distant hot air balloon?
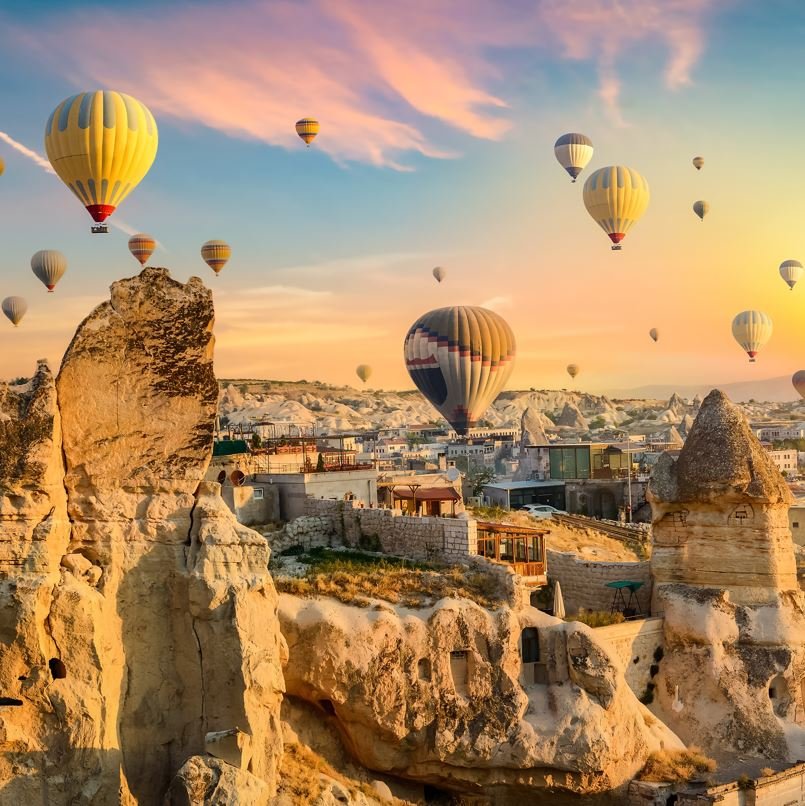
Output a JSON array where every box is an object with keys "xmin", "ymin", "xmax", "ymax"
[
  {"xmin": 31, "ymin": 250, "xmax": 67, "ymax": 292},
  {"xmin": 732, "ymin": 310, "xmax": 772, "ymax": 362},
  {"xmin": 649, "ymin": 328, "xmax": 659, "ymax": 343},
  {"xmin": 44, "ymin": 91, "xmax": 158, "ymax": 234},
  {"xmin": 779, "ymin": 260, "xmax": 803, "ymax": 291},
  {"xmin": 692, "ymin": 156, "xmax": 704, "ymax": 171},
  {"xmin": 567, "ymin": 364, "xmax": 579, "ymax": 379},
  {"xmin": 0, "ymin": 157, "xmax": 4, "ymax": 176},
  {"xmin": 404, "ymin": 306, "xmax": 516, "ymax": 435},
  {"xmin": 554, "ymin": 133, "xmax": 594, "ymax": 182},
  {"xmin": 201, "ymin": 240, "xmax": 231, "ymax": 275},
  {"xmin": 792, "ymin": 370, "xmax": 805, "ymax": 400},
  {"xmin": 693, "ymin": 200, "xmax": 709, "ymax": 221},
  {"xmin": 128, "ymin": 234, "xmax": 156, "ymax": 266},
  {"xmin": 583, "ymin": 166, "xmax": 649, "ymax": 250},
  {"xmin": 295, "ymin": 118, "xmax": 319, "ymax": 146},
  {"xmin": 432, "ymin": 266, "xmax": 446, "ymax": 283},
  {"xmin": 356, "ymin": 364, "xmax": 372, "ymax": 383},
  {"xmin": 2, "ymin": 296, "xmax": 27, "ymax": 327}
]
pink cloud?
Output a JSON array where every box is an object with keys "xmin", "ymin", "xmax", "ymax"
[{"xmin": 17, "ymin": 0, "xmax": 720, "ymax": 164}]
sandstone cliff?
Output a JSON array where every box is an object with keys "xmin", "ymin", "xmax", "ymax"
[{"xmin": 0, "ymin": 268, "xmax": 285, "ymax": 804}]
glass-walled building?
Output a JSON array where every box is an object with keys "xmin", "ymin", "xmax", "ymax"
[{"xmin": 548, "ymin": 443, "xmax": 633, "ymax": 481}]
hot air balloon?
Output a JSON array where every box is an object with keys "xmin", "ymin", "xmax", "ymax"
[
  {"xmin": 356, "ymin": 364, "xmax": 372, "ymax": 383},
  {"xmin": 128, "ymin": 234, "xmax": 156, "ymax": 266},
  {"xmin": 732, "ymin": 310, "xmax": 772, "ymax": 363},
  {"xmin": 404, "ymin": 306, "xmax": 515, "ymax": 435},
  {"xmin": 693, "ymin": 200, "xmax": 709, "ymax": 221},
  {"xmin": 582, "ymin": 166, "xmax": 649, "ymax": 250},
  {"xmin": 44, "ymin": 91, "xmax": 158, "ymax": 234},
  {"xmin": 554, "ymin": 133, "xmax": 594, "ymax": 182},
  {"xmin": 692, "ymin": 156, "xmax": 704, "ymax": 171},
  {"xmin": 201, "ymin": 240, "xmax": 231, "ymax": 275},
  {"xmin": 649, "ymin": 328, "xmax": 659, "ymax": 343},
  {"xmin": 0, "ymin": 157, "xmax": 4, "ymax": 176},
  {"xmin": 567, "ymin": 364, "xmax": 579, "ymax": 379},
  {"xmin": 792, "ymin": 371, "xmax": 805, "ymax": 400},
  {"xmin": 2, "ymin": 297, "xmax": 27, "ymax": 327},
  {"xmin": 432, "ymin": 266, "xmax": 446, "ymax": 283},
  {"xmin": 295, "ymin": 118, "xmax": 319, "ymax": 146},
  {"xmin": 779, "ymin": 260, "xmax": 803, "ymax": 291},
  {"xmin": 31, "ymin": 250, "xmax": 67, "ymax": 292}
]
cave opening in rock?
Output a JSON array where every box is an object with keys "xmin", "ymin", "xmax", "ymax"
[
  {"xmin": 521, "ymin": 628, "xmax": 540, "ymax": 663},
  {"xmin": 0, "ymin": 697, "xmax": 23, "ymax": 706},
  {"xmin": 417, "ymin": 658, "xmax": 431, "ymax": 681},
  {"xmin": 449, "ymin": 650, "xmax": 469, "ymax": 696},
  {"xmin": 769, "ymin": 674, "xmax": 791, "ymax": 717},
  {"xmin": 49, "ymin": 658, "xmax": 67, "ymax": 680},
  {"xmin": 319, "ymin": 699, "xmax": 336, "ymax": 715}
]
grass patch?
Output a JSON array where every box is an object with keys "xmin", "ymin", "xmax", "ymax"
[
  {"xmin": 274, "ymin": 548, "xmax": 506, "ymax": 609},
  {"xmin": 568, "ymin": 610, "xmax": 625, "ymax": 628},
  {"xmin": 638, "ymin": 748, "xmax": 717, "ymax": 783}
]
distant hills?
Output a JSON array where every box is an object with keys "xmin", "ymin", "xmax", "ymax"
[{"xmin": 604, "ymin": 376, "xmax": 798, "ymax": 404}]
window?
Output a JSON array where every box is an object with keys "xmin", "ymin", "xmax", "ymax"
[
  {"xmin": 450, "ymin": 651, "xmax": 469, "ymax": 695},
  {"xmin": 252, "ymin": 487, "xmax": 265, "ymax": 500},
  {"xmin": 794, "ymin": 522, "xmax": 800, "ymax": 529},
  {"xmin": 521, "ymin": 628, "xmax": 540, "ymax": 663}
]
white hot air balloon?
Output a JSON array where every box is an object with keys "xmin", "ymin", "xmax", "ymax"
[
  {"xmin": 649, "ymin": 328, "xmax": 659, "ymax": 343},
  {"xmin": 554, "ymin": 133, "xmax": 594, "ymax": 182},
  {"xmin": 2, "ymin": 296, "xmax": 27, "ymax": 327},
  {"xmin": 779, "ymin": 260, "xmax": 803, "ymax": 291},
  {"xmin": 31, "ymin": 250, "xmax": 67, "ymax": 292},
  {"xmin": 432, "ymin": 266, "xmax": 446, "ymax": 283},
  {"xmin": 732, "ymin": 310, "xmax": 772, "ymax": 362}
]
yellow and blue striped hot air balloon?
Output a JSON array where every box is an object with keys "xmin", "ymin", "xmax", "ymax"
[
  {"xmin": 44, "ymin": 91, "xmax": 158, "ymax": 233},
  {"xmin": 201, "ymin": 240, "xmax": 231, "ymax": 275},
  {"xmin": 582, "ymin": 166, "xmax": 650, "ymax": 250},
  {"xmin": 732, "ymin": 310, "xmax": 772, "ymax": 363},
  {"xmin": 554, "ymin": 133, "xmax": 594, "ymax": 182},
  {"xmin": 295, "ymin": 118, "xmax": 319, "ymax": 146},
  {"xmin": 404, "ymin": 306, "xmax": 516, "ymax": 435}
]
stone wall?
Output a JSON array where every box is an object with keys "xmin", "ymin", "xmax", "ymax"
[
  {"xmin": 546, "ymin": 549, "xmax": 653, "ymax": 615},
  {"xmin": 674, "ymin": 762, "xmax": 805, "ymax": 806},
  {"xmin": 220, "ymin": 481, "xmax": 280, "ymax": 526},
  {"xmin": 594, "ymin": 617, "xmax": 664, "ymax": 698}
]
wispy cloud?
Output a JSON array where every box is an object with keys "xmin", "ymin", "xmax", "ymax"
[
  {"xmin": 480, "ymin": 295, "xmax": 513, "ymax": 311},
  {"xmin": 14, "ymin": 0, "xmax": 720, "ymax": 164}
]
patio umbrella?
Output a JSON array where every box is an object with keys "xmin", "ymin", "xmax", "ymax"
[{"xmin": 553, "ymin": 580, "xmax": 566, "ymax": 619}]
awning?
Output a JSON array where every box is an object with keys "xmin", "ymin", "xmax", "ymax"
[{"xmin": 392, "ymin": 487, "xmax": 461, "ymax": 502}]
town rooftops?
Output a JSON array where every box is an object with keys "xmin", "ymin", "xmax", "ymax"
[{"xmin": 482, "ymin": 480, "xmax": 565, "ymax": 491}]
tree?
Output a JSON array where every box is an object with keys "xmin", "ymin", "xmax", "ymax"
[
  {"xmin": 468, "ymin": 466, "xmax": 496, "ymax": 497},
  {"xmin": 250, "ymin": 433, "xmax": 262, "ymax": 450},
  {"xmin": 316, "ymin": 453, "xmax": 325, "ymax": 472}
]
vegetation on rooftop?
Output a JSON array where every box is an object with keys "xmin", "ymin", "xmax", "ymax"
[
  {"xmin": 637, "ymin": 748, "xmax": 717, "ymax": 783},
  {"xmin": 273, "ymin": 547, "xmax": 506, "ymax": 609},
  {"xmin": 567, "ymin": 610, "xmax": 625, "ymax": 628}
]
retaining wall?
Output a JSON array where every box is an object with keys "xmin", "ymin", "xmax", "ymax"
[
  {"xmin": 546, "ymin": 549, "xmax": 652, "ymax": 615},
  {"xmin": 595, "ymin": 617, "xmax": 664, "ymax": 697}
]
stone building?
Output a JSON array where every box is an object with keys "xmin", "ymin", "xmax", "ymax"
[{"xmin": 648, "ymin": 389, "xmax": 805, "ymax": 759}]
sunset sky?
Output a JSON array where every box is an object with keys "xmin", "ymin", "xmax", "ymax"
[{"xmin": 1, "ymin": 0, "xmax": 804, "ymax": 394}]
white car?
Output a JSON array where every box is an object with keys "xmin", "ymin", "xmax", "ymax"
[{"xmin": 521, "ymin": 504, "xmax": 566, "ymax": 519}]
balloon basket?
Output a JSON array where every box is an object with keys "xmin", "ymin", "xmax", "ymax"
[
  {"xmin": 611, "ymin": 244, "xmax": 622, "ymax": 251},
  {"xmin": 91, "ymin": 223, "xmax": 109, "ymax": 234}
]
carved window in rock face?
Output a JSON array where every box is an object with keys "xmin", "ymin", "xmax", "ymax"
[
  {"xmin": 450, "ymin": 651, "xmax": 469, "ymax": 695},
  {"xmin": 521, "ymin": 628, "xmax": 540, "ymax": 663},
  {"xmin": 728, "ymin": 504, "xmax": 755, "ymax": 526},
  {"xmin": 252, "ymin": 487, "xmax": 264, "ymax": 500}
]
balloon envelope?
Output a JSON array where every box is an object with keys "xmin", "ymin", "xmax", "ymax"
[
  {"xmin": 31, "ymin": 250, "xmax": 67, "ymax": 292},
  {"xmin": 732, "ymin": 310, "xmax": 772, "ymax": 362},
  {"xmin": 129, "ymin": 234, "xmax": 156, "ymax": 266},
  {"xmin": 295, "ymin": 118, "xmax": 319, "ymax": 145},
  {"xmin": 779, "ymin": 259, "xmax": 803, "ymax": 290},
  {"xmin": 649, "ymin": 328, "xmax": 659, "ymax": 342},
  {"xmin": 2, "ymin": 296, "xmax": 27, "ymax": 326},
  {"xmin": 201, "ymin": 240, "xmax": 231, "ymax": 274},
  {"xmin": 792, "ymin": 371, "xmax": 805, "ymax": 400},
  {"xmin": 44, "ymin": 91, "xmax": 158, "ymax": 226},
  {"xmin": 404, "ymin": 305, "xmax": 515, "ymax": 435},
  {"xmin": 692, "ymin": 156, "xmax": 704, "ymax": 170},
  {"xmin": 567, "ymin": 364, "xmax": 579, "ymax": 379},
  {"xmin": 0, "ymin": 157, "xmax": 4, "ymax": 176},
  {"xmin": 432, "ymin": 266, "xmax": 446, "ymax": 283},
  {"xmin": 583, "ymin": 166, "xmax": 649, "ymax": 249},
  {"xmin": 554, "ymin": 133, "xmax": 593, "ymax": 182},
  {"xmin": 356, "ymin": 364, "xmax": 372, "ymax": 383},
  {"xmin": 693, "ymin": 200, "xmax": 709, "ymax": 220}
]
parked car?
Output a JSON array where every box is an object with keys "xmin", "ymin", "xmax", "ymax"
[{"xmin": 520, "ymin": 504, "xmax": 566, "ymax": 520}]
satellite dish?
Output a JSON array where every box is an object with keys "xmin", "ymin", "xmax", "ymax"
[
  {"xmin": 230, "ymin": 470, "xmax": 245, "ymax": 487},
  {"xmin": 446, "ymin": 467, "xmax": 461, "ymax": 482}
]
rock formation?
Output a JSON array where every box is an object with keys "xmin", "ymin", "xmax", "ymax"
[
  {"xmin": 555, "ymin": 401, "xmax": 588, "ymax": 430},
  {"xmin": 279, "ymin": 594, "xmax": 682, "ymax": 800},
  {"xmin": 648, "ymin": 389, "xmax": 805, "ymax": 759},
  {"xmin": 513, "ymin": 407, "xmax": 549, "ymax": 481},
  {"xmin": 0, "ymin": 268, "xmax": 284, "ymax": 804}
]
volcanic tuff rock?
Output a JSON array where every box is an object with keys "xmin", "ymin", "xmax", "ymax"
[
  {"xmin": 0, "ymin": 268, "xmax": 284, "ymax": 804},
  {"xmin": 648, "ymin": 389, "xmax": 805, "ymax": 761},
  {"xmin": 278, "ymin": 594, "xmax": 682, "ymax": 800},
  {"xmin": 555, "ymin": 401, "xmax": 588, "ymax": 430}
]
